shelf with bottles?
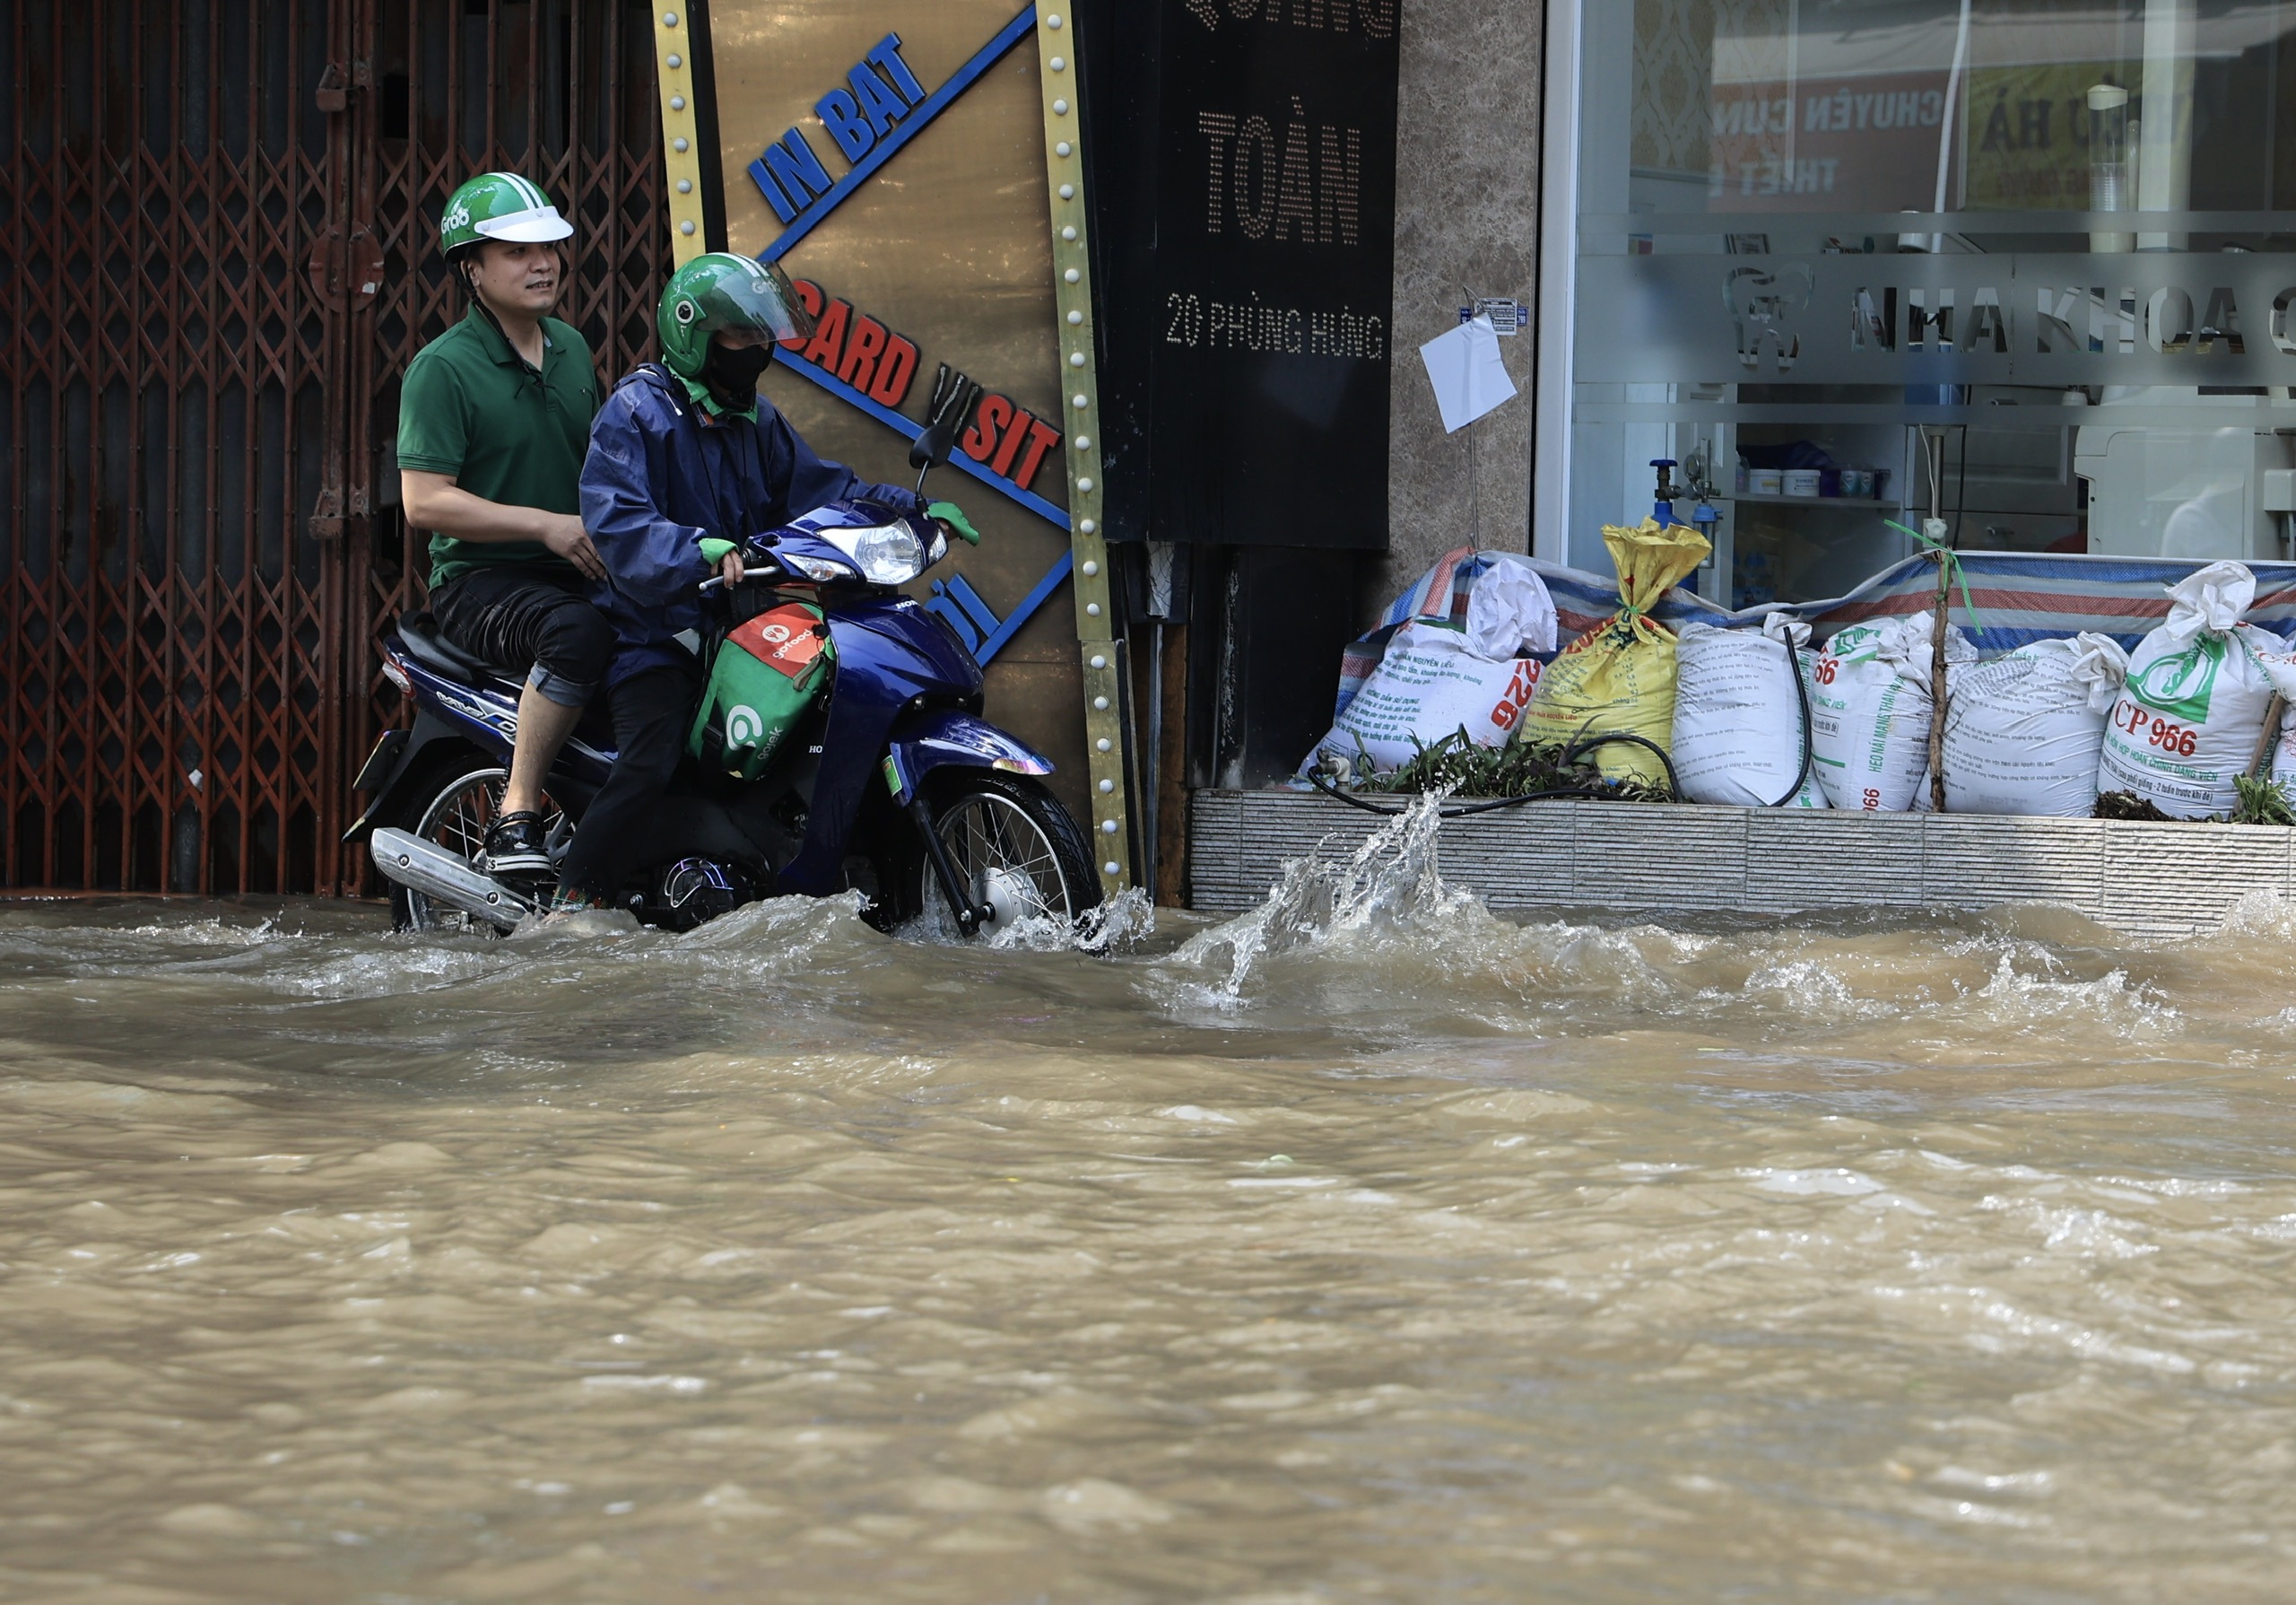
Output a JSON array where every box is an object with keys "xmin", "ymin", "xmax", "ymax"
[{"xmin": 1728, "ymin": 491, "xmax": 1902, "ymax": 510}]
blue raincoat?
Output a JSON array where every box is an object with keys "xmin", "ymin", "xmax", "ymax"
[{"xmin": 578, "ymin": 363, "xmax": 923, "ymax": 685}]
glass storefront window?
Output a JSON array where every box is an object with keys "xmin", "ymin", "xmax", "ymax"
[{"xmin": 1559, "ymin": 1, "xmax": 2296, "ymax": 606}]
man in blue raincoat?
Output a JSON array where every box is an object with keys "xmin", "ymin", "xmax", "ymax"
[{"xmin": 557, "ymin": 253, "xmax": 961, "ymax": 912}]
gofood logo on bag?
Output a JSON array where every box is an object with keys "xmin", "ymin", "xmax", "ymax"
[{"xmin": 2130, "ymin": 637, "xmax": 2224, "ymax": 722}]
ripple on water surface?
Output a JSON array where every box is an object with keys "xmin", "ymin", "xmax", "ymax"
[{"xmin": 3, "ymin": 806, "xmax": 2295, "ymax": 1602}]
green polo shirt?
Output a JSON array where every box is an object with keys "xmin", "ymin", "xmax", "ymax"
[{"xmin": 396, "ymin": 306, "xmax": 601, "ymax": 589}]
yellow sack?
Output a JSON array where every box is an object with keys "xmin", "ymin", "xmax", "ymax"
[{"xmin": 1518, "ymin": 519, "xmax": 1711, "ymax": 786}]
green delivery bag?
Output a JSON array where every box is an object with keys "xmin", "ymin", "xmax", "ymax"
[{"xmin": 688, "ymin": 602, "xmax": 834, "ymax": 780}]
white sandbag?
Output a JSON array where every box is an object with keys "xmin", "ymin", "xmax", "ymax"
[
  {"xmin": 2268, "ymin": 703, "xmax": 2296, "ymax": 793},
  {"xmin": 2098, "ymin": 562, "xmax": 2296, "ymax": 818},
  {"xmin": 1303, "ymin": 621, "xmax": 1543, "ymax": 774},
  {"xmin": 1941, "ymin": 633, "xmax": 2130, "ymax": 816},
  {"xmin": 1670, "ymin": 615, "xmax": 1824, "ymax": 807},
  {"xmin": 1807, "ymin": 613, "xmax": 1975, "ymax": 812},
  {"xmin": 1335, "ymin": 550, "xmax": 1555, "ymax": 720},
  {"xmin": 1465, "ymin": 553, "xmax": 1559, "ymax": 660}
]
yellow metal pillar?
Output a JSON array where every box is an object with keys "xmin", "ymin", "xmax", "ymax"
[
  {"xmin": 1035, "ymin": 8, "xmax": 1133, "ymax": 897},
  {"xmin": 653, "ymin": 8, "xmax": 709, "ymax": 264}
]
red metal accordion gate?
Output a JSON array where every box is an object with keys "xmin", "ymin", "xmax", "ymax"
[{"xmin": 1, "ymin": 0, "xmax": 667, "ymax": 894}]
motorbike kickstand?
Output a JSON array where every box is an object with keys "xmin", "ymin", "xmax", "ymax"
[{"xmin": 908, "ymin": 797, "xmax": 995, "ymax": 936}]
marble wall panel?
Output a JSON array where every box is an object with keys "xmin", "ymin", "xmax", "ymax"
[{"xmin": 1379, "ymin": 0, "xmax": 1546, "ymax": 607}]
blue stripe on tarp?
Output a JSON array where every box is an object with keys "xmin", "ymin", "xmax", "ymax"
[
  {"xmin": 975, "ymin": 550, "xmax": 1074, "ymax": 667},
  {"xmin": 759, "ymin": 5, "xmax": 1039, "ymax": 265},
  {"xmin": 769, "ymin": 346, "xmax": 1072, "ymax": 531}
]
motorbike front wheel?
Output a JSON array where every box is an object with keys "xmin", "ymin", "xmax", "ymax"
[
  {"xmin": 917, "ymin": 775, "xmax": 1100, "ymax": 938},
  {"xmin": 390, "ymin": 762, "xmax": 565, "ymax": 934}
]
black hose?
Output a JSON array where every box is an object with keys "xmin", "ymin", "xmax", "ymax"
[
  {"xmin": 1314, "ymin": 636, "xmax": 1817, "ymax": 816},
  {"xmin": 1762, "ymin": 635, "xmax": 1817, "ymax": 808},
  {"xmin": 1558, "ymin": 731, "xmax": 1682, "ymax": 800},
  {"xmin": 1304, "ymin": 764, "xmax": 1615, "ymax": 817},
  {"xmin": 1304, "ymin": 728, "xmax": 1679, "ymax": 816}
]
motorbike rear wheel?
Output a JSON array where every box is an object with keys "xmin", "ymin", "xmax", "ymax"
[
  {"xmin": 916, "ymin": 775, "xmax": 1100, "ymax": 938},
  {"xmin": 390, "ymin": 762, "xmax": 565, "ymax": 934}
]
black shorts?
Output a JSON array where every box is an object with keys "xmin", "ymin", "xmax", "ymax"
[{"xmin": 430, "ymin": 566, "xmax": 613, "ymax": 708}]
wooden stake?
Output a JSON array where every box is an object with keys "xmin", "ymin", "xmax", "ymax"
[
  {"xmin": 1927, "ymin": 558, "xmax": 1951, "ymax": 813},
  {"xmin": 2246, "ymin": 692, "xmax": 2287, "ymax": 781}
]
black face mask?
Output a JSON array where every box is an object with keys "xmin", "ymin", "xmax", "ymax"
[{"xmin": 700, "ymin": 339, "xmax": 773, "ymax": 406}]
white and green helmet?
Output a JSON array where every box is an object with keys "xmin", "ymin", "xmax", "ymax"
[{"xmin": 438, "ymin": 171, "xmax": 573, "ymax": 256}]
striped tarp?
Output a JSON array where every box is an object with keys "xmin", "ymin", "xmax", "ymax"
[
  {"xmin": 1336, "ymin": 546, "xmax": 2296, "ymax": 725},
  {"xmin": 1335, "ymin": 548, "xmax": 1526, "ymax": 718},
  {"xmin": 1528, "ymin": 550, "xmax": 2296, "ymax": 654}
]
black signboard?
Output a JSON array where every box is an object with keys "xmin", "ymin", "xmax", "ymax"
[{"xmin": 1082, "ymin": 0, "xmax": 1400, "ymax": 550}]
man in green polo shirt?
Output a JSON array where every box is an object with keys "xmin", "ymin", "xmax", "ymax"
[{"xmin": 396, "ymin": 171, "xmax": 613, "ymax": 877}]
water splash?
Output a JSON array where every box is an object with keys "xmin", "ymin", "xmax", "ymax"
[
  {"xmin": 1174, "ymin": 791, "xmax": 1474, "ymax": 999},
  {"xmin": 900, "ymin": 884, "xmax": 1157, "ymax": 954},
  {"xmin": 1962, "ymin": 952, "xmax": 2179, "ymax": 1039},
  {"xmin": 1074, "ymin": 886, "xmax": 1158, "ymax": 955}
]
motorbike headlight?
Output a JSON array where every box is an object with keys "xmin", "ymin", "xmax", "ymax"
[
  {"xmin": 825, "ymin": 523, "xmax": 927, "ymax": 586},
  {"xmin": 781, "ymin": 552, "xmax": 851, "ymax": 583}
]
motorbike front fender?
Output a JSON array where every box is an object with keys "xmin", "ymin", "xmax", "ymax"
[{"xmin": 883, "ymin": 710, "xmax": 1055, "ymax": 807}]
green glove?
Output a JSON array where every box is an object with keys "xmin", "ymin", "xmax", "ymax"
[
  {"xmin": 699, "ymin": 536, "xmax": 736, "ymax": 565},
  {"xmin": 927, "ymin": 500, "xmax": 980, "ymax": 546}
]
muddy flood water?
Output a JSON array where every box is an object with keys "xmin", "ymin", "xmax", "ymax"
[{"xmin": 4, "ymin": 803, "xmax": 2295, "ymax": 1603}]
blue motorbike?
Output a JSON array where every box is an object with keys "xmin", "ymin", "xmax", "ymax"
[{"xmin": 347, "ymin": 414, "xmax": 1100, "ymax": 938}]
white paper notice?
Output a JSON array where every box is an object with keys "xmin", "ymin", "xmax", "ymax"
[{"xmin": 1418, "ymin": 315, "xmax": 1517, "ymax": 433}]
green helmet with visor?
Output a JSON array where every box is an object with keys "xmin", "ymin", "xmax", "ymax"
[
  {"xmin": 657, "ymin": 253, "xmax": 816, "ymax": 381},
  {"xmin": 438, "ymin": 171, "xmax": 574, "ymax": 256}
]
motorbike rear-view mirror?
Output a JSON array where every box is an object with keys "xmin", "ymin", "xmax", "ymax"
[
  {"xmin": 911, "ymin": 363, "xmax": 983, "ymax": 475},
  {"xmin": 909, "ymin": 421, "xmax": 956, "ymax": 473}
]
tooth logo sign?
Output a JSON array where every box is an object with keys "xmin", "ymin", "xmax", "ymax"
[{"xmin": 726, "ymin": 705, "xmax": 766, "ymax": 747}]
